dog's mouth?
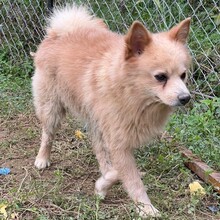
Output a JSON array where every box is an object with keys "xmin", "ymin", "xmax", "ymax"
[{"xmin": 153, "ymin": 97, "xmax": 190, "ymax": 107}]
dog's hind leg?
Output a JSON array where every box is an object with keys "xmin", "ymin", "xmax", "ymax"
[
  {"xmin": 33, "ymin": 73, "xmax": 65, "ymax": 169},
  {"xmin": 34, "ymin": 104, "xmax": 65, "ymax": 169},
  {"xmin": 35, "ymin": 127, "xmax": 54, "ymax": 169}
]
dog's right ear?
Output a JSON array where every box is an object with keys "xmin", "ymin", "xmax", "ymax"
[{"xmin": 125, "ymin": 21, "xmax": 151, "ymax": 60}]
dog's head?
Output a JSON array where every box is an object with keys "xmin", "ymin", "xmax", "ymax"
[{"xmin": 124, "ymin": 18, "xmax": 191, "ymax": 106}]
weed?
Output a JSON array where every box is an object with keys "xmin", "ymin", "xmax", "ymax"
[{"xmin": 167, "ymin": 98, "xmax": 220, "ymax": 170}]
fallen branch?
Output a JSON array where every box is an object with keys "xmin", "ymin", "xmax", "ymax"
[{"xmin": 179, "ymin": 147, "xmax": 220, "ymax": 193}]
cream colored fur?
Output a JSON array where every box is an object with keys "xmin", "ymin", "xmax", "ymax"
[{"xmin": 32, "ymin": 4, "xmax": 191, "ymax": 218}]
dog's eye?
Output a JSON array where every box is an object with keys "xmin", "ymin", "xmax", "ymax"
[
  {"xmin": 181, "ymin": 72, "xmax": 186, "ymax": 80},
  {"xmin": 154, "ymin": 74, "xmax": 168, "ymax": 82}
]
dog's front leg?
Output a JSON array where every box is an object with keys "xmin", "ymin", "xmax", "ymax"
[
  {"xmin": 93, "ymin": 140, "xmax": 119, "ymax": 198},
  {"xmin": 110, "ymin": 148, "xmax": 160, "ymax": 218}
]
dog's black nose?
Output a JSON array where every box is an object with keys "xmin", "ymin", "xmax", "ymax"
[{"xmin": 178, "ymin": 93, "xmax": 191, "ymax": 105}]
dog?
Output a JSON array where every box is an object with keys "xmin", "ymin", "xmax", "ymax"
[{"xmin": 32, "ymin": 4, "xmax": 191, "ymax": 217}]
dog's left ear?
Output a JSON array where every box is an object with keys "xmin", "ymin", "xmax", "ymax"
[
  {"xmin": 125, "ymin": 21, "xmax": 151, "ymax": 60},
  {"xmin": 168, "ymin": 18, "xmax": 191, "ymax": 44}
]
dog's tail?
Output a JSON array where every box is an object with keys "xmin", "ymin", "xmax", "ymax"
[{"xmin": 46, "ymin": 4, "xmax": 106, "ymax": 37}]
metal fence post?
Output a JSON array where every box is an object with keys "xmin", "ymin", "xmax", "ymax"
[{"xmin": 47, "ymin": 0, "xmax": 54, "ymax": 13}]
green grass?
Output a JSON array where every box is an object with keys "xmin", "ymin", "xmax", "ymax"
[
  {"xmin": 0, "ymin": 74, "xmax": 32, "ymax": 116},
  {"xmin": 167, "ymin": 98, "xmax": 220, "ymax": 170}
]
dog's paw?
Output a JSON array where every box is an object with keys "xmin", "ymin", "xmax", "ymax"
[
  {"xmin": 137, "ymin": 204, "xmax": 160, "ymax": 218},
  {"xmin": 34, "ymin": 157, "xmax": 50, "ymax": 169},
  {"xmin": 94, "ymin": 177, "xmax": 107, "ymax": 199}
]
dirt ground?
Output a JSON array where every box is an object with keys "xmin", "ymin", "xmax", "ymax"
[{"xmin": 1, "ymin": 112, "xmax": 219, "ymax": 219}]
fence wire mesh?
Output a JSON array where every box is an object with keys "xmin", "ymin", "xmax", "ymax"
[{"xmin": 0, "ymin": 0, "xmax": 219, "ymax": 99}]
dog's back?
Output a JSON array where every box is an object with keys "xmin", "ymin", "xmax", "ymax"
[
  {"xmin": 33, "ymin": 5, "xmax": 123, "ymax": 122},
  {"xmin": 34, "ymin": 4, "xmax": 118, "ymax": 72}
]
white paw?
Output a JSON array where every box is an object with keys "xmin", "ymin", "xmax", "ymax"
[
  {"xmin": 137, "ymin": 204, "xmax": 161, "ymax": 218},
  {"xmin": 94, "ymin": 177, "xmax": 107, "ymax": 199},
  {"xmin": 35, "ymin": 157, "xmax": 51, "ymax": 169}
]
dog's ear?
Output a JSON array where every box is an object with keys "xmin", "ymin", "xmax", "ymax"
[
  {"xmin": 168, "ymin": 18, "xmax": 191, "ymax": 44},
  {"xmin": 125, "ymin": 21, "xmax": 151, "ymax": 60}
]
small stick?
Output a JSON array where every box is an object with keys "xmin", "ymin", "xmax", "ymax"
[
  {"xmin": 17, "ymin": 167, "xmax": 29, "ymax": 194},
  {"xmin": 179, "ymin": 147, "xmax": 220, "ymax": 193}
]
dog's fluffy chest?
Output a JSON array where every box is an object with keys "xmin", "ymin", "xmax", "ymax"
[{"xmin": 121, "ymin": 103, "xmax": 172, "ymax": 147}]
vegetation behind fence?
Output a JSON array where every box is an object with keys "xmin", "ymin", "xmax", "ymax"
[{"xmin": 0, "ymin": 0, "xmax": 219, "ymax": 98}]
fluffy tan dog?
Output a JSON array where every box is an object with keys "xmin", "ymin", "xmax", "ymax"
[{"xmin": 32, "ymin": 5, "xmax": 191, "ymax": 217}]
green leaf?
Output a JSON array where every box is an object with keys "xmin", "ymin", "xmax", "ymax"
[
  {"xmin": 213, "ymin": 13, "xmax": 220, "ymax": 26},
  {"xmin": 153, "ymin": 0, "xmax": 162, "ymax": 12}
]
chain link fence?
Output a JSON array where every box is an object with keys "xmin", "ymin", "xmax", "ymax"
[{"xmin": 1, "ymin": 0, "xmax": 219, "ymax": 99}]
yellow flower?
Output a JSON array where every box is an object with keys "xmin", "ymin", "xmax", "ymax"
[
  {"xmin": 75, "ymin": 130, "xmax": 85, "ymax": 140},
  {"xmin": 11, "ymin": 212, "xmax": 18, "ymax": 219},
  {"xmin": 189, "ymin": 181, "xmax": 206, "ymax": 196},
  {"xmin": 0, "ymin": 204, "xmax": 7, "ymax": 218}
]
